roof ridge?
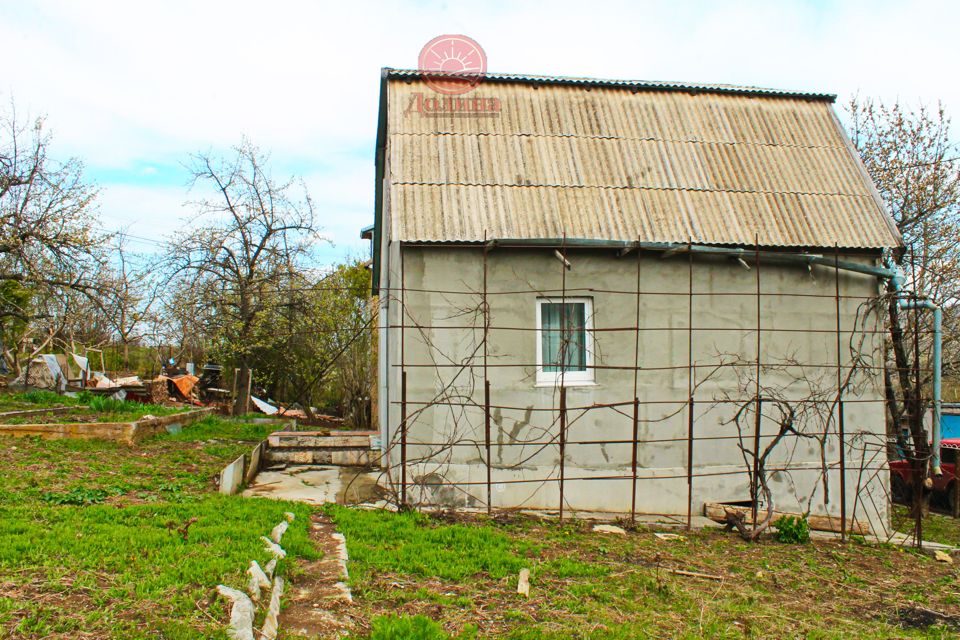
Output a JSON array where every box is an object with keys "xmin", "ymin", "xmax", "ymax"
[{"xmin": 383, "ymin": 68, "xmax": 836, "ymax": 102}]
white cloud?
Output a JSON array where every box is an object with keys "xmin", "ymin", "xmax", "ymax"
[
  {"xmin": 2, "ymin": 0, "xmax": 957, "ymax": 264},
  {"xmin": 94, "ymin": 184, "xmax": 191, "ymax": 243}
]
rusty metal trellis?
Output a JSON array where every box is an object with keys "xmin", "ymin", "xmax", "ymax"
[{"xmin": 378, "ymin": 238, "xmax": 933, "ymax": 545}]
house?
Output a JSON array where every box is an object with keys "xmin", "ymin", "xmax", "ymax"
[{"xmin": 368, "ymin": 69, "xmax": 902, "ymax": 531}]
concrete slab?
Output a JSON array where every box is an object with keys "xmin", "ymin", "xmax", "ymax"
[
  {"xmin": 243, "ymin": 465, "xmax": 385, "ymax": 506},
  {"xmin": 879, "ymin": 531, "xmax": 957, "ymax": 553},
  {"xmin": 219, "ymin": 455, "xmax": 246, "ymax": 495},
  {"xmin": 245, "ymin": 442, "xmax": 264, "ymax": 485}
]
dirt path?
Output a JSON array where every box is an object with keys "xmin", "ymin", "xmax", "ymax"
[{"xmin": 280, "ymin": 513, "xmax": 358, "ymax": 638}]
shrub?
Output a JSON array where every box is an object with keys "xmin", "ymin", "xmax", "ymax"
[{"xmin": 773, "ymin": 515, "xmax": 810, "ymax": 544}]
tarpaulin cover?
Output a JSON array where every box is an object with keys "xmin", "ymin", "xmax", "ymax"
[
  {"xmin": 72, "ymin": 353, "xmax": 89, "ymax": 373},
  {"xmin": 39, "ymin": 355, "xmax": 66, "ymax": 391},
  {"xmin": 159, "ymin": 374, "xmax": 200, "ymax": 398}
]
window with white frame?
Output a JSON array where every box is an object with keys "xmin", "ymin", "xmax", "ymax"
[{"xmin": 536, "ymin": 297, "xmax": 594, "ymax": 385}]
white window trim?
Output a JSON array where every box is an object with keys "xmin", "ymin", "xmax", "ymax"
[{"xmin": 535, "ymin": 297, "xmax": 595, "ymax": 386}]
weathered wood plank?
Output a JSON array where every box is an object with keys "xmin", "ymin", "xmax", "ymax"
[{"xmin": 703, "ymin": 502, "xmax": 871, "ymax": 536}]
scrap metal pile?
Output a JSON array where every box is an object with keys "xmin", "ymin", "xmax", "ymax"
[{"xmin": 8, "ymin": 353, "xmax": 229, "ymax": 407}]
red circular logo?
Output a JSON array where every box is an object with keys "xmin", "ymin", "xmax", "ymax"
[{"xmin": 418, "ymin": 34, "xmax": 487, "ymax": 95}]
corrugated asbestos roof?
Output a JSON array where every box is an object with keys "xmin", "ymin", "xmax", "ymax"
[{"xmin": 382, "ymin": 70, "xmax": 902, "ymax": 249}]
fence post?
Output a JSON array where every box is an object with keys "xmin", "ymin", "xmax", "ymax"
[
  {"xmin": 483, "ymin": 238, "xmax": 492, "ymax": 514},
  {"xmin": 400, "ymin": 370, "xmax": 407, "ymax": 507},
  {"xmin": 751, "ymin": 236, "xmax": 762, "ymax": 525},
  {"xmin": 245, "ymin": 368, "xmax": 253, "ymax": 415},
  {"xmin": 834, "ymin": 245, "xmax": 847, "ymax": 540},
  {"xmin": 953, "ymin": 475, "xmax": 960, "ymax": 519},
  {"xmin": 231, "ymin": 368, "xmax": 239, "ymax": 414},
  {"xmin": 631, "ymin": 242, "xmax": 642, "ymax": 523},
  {"xmin": 752, "ymin": 397, "xmax": 762, "ymax": 524},
  {"xmin": 631, "ymin": 396, "xmax": 639, "ymax": 522},
  {"xmin": 686, "ymin": 241, "xmax": 694, "ymax": 530},
  {"xmin": 559, "ymin": 386, "xmax": 567, "ymax": 521},
  {"xmin": 485, "ymin": 380, "xmax": 492, "ymax": 515}
]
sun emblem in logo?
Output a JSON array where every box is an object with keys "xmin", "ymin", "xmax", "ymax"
[{"xmin": 418, "ymin": 34, "xmax": 487, "ymax": 95}]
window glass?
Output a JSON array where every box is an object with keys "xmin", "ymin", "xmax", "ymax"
[
  {"xmin": 942, "ymin": 447, "xmax": 957, "ymax": 465},
  {"xmin": 540, "ymin": 302, "xmax": 587, "ymax": 372},
  {"xmin": 536, "ymin": 297, "xmax": 593, "ymax": 385}
]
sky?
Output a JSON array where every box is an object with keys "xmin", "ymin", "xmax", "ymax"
[{"xmin": 2, "ymin": 0, "xmax": 958, "ymax": 265}]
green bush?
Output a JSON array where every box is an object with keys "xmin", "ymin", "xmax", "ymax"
[
  {"xmin": 365, "ymin": 615, "xmax": 476, "ymax": 640},
  {"xmin": 773, "ymin": 515, "xmax": 810, "ymax": 544}
]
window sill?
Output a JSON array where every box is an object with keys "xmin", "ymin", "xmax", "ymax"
[{"xmin": 534, "ymin": 380, "xmax": 598, "ymax": 388}]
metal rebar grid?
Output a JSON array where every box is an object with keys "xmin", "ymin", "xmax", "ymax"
[{"xmin": 376, "ymin": 240, "xmax": 934, "ymax": 545}]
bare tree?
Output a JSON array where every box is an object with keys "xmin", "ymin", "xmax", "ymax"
[
  {"xmin": 101, "ymin": 234, "xmax": 161, "ymax": 371},
  {"xmin": 848, "ymin": 98, "xmax": 960, "ymax": 526},
  {"xmin": 848, "ymin": 97, "xmax": 960, "ymax": 405},
  {"xmin": 0, "ymin": 100, "xmax": 107, "ymax": 294},
  {"xmin": 258, "ymin": 261, "xmax": 374, "ymax": 423},
  {"xmin": 168, "ymin": 140, "xmax": 321, "ymax": 413},
  {"xmin": 715, "ymin": 357, "xmax": 847, "ymax": 541},
  {"xmin": 0, "ymin": 100, "xmax": 114, "ymax": 374}
]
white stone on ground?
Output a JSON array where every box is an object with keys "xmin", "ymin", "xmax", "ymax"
[
  {"xmin": 215, "ymin": 585, "xmax": 255, "ymax": 640},
  {"xmin": 593, "ymin": 524, "xmax": 626, "ymax": 535}
]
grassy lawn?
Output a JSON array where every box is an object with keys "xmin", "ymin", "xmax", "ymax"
[
  {"xmin": 0, "ymin": 390, "xmax": 88, "ymax": 412},
  {"xmin": 893, "ymin": 504, "xmax": 960, "ymax": 547},
  {"xmin": 0, "ymin": 415, "xmax": 318, "ymax": 639},
  {"xmin": 4, "ymin": 392, "xmax": 959, "ymax": 639},
  {"xmin": 327, "ymin": 506, "xmax": 960, "ymax": 639},
  {"xmin": 0, "ymin": 390, "xmax": 189, "ymax": 423}
]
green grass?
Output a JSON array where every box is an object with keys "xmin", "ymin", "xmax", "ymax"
[
  {"xmin": 326, "ymin": 506, "xmax": 539, "ymax": 584},
  {"xmin": 893, "ymin": 504, "xmax": 960, "ymax": 547},
  {"xmin": 160, "ymin": 416, "xmax": 282, "ymax": 443},
  {"xmin": 362, "ymin": 614, "xmax": 478, "ymax": 640},
  {"xmin": 327, "ymin": 508, "xmax": 960, "ymax": 639},
  {"xmin": 0, "ymin": 390, "xmax": 188, "ymax": 423},
  {"xmin": 0, "ymin": 416, "xmax": 314, "ymax": 639},
  {"xmin": 0, "ymin": 390, "xmax": 86, "ymax": 411}
]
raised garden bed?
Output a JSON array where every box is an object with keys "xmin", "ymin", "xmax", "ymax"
[
  {"xmin": 0, "ymin": 408, "xmax": 216, "ymax": 444},
  {"xmin": 0, "ymin": 406, "xmax": 78, "ymax": 421}
]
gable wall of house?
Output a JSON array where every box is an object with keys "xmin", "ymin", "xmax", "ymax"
[{"xmin": 383, "ymin": 244, "xmax": 888, "ymax": 531}]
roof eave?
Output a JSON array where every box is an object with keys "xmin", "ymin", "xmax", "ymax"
[{"xmin": 370, "ymin": 68, "xmax": 390, "ymax": 294}]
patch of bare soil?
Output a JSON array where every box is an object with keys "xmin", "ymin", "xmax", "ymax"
[
  {"xmin": 0, "ymin": 572, "xmax": 116, "ymax": 639},
  {"xmin": 893, "ymin": 604, "xmax": 960, "ymax": 631},
  {"xmin": 281, "ymin": 514, "xmax": 358, "ymax": 638}
]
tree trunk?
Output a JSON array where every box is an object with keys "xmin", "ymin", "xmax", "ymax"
[{"xmin": 888, "ymin": 296, "xmax": 932, "ymax": 530}]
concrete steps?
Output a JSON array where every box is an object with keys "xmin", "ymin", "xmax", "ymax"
[{"xmin": 264, "ymin": 430, "xmax": 379, "ymax": 467}]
